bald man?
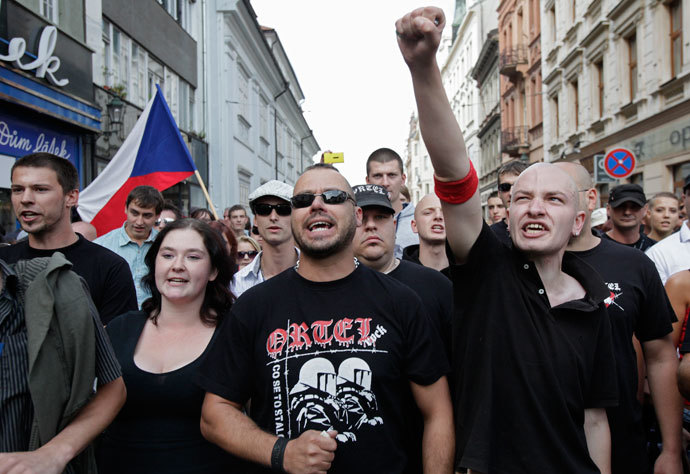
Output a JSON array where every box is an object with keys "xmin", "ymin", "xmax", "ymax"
[
  {"xmin": 557, "ymin": 161, "xmax": 681, "ymax": 474},
  {"xmin": 72, "ymin": 221, "xmax": 98, "ymax": 241},
  {"xmin": 398, "ymin": 7, "xmax": 617, "ymax": 473},
  {"xmin": 403, "ymin": 193, "xmax": 449, "ymax": 272}
]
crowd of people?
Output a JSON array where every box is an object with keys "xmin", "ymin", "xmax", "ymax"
[{"xmin": 1, "ymin": 6, "xmax": 690, "ymax": 474}]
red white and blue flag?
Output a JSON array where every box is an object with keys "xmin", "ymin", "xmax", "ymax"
[{"xmin": 78, "ymin": 85, "xmax": 196, "ymax": 236}]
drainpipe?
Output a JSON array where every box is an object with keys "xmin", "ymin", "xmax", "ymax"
[
  {"xmin": 274, "ymin": 85, "xmax": 288, "ymax": 180},
  {"xmin": 300, "ymin": 130, "xmax": 314, "ymax": 173}
]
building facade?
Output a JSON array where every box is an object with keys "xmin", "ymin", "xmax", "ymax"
[
  {"xmin": 472, "ymin": 28, "xmax": 502, "ymax": 220},
  {"xmin": 1, "ymin": 0, "xmax": 318, "ymax": 236},
  {"xmin": 406, "ymin": 0, "xmax": 497, "ymax": 204},
  {"xmin": 497, "ymin": 0, "xmax": 543, "ymax": 164},
  {"xmin": 541, "ymin": 0, "xmax": 689, "ymax": 199},
  {"xmin": 0, "ymin": 0, "xmax": 101, "ymax": 236},
  {"xmin": 205, "ymin": 0, "xmax": 319, "ymax": 212}
]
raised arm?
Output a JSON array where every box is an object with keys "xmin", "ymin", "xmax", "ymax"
[{"xmin": 396, "ymin": 7, "xmax": 483, "ymax": 262}]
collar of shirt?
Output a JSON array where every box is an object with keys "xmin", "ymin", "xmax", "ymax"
[
  {"xmin": 511, "ymin": 249, "xmax": 608, "ymax": 312},
  {"xmin": 680, "ymin": 221, "xmax": 690, "ymax": 243},
  {"xmin": 116, "ymin": 224, "xmax": 158, "ymax": 247}
]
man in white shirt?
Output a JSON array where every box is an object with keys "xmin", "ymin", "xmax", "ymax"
[
  {"xmin": 231, "ymin": 181, "xmax": 299, "ymax": 298},
  {"xmin": 646, "ymin": 174, "xmax": 690, "ymax": 284}
]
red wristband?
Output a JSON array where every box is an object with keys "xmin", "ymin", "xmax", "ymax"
[{"xmin": 434, "ymin": 161, "xmax": 479, "ymax": 204}]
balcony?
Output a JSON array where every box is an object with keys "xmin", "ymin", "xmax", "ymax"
[
  {"xmin": 501, "ymin": 126, "xmax": 530, "ymax": 154},
  {"xmin": 499, "ymin": 45, "xmax": 528, "ymax": 78}
]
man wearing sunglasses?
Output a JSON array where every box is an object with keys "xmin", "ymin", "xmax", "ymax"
[
  {"xmin": 231, "ymin": 180, "xmax": 298, "ymax": 298},
  {"xmin": 199, "ymin": 164, "xmax": 453, "ymax": 473},
  {"xmin": 489, "ymin": 160, "xmax": 528, "ymax": 247}
]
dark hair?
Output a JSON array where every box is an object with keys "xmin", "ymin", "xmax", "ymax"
[
  {"xmin": 208, "ymin": 220, "xmax": 238, "ymax": 268},
  {"xmin": 141, "ymin": 218, "xmax": 235, "ymax": 326},
  {"xmin": 191, "ymin": 208, "xmax": 215, "ymax": 221},
  {"xmin": 488, "ymin": 191, "xmax": 499, "ymax": 199},
  {"xmin": 497, "ymin": 161, "xmax": 529, "ymax": 183},
  {"xmin": 228, "ymin": 204, "xmax": 246, "ymax": 215},
  {"xmin": 366, "ymin": 148, "xmax": 404, "ymax": 176},
  {"xmin": 400, "ymin": 184, "xmax": 411, "ymax": 201},
  {"xmin": 126, "ymin": 186, "xmax": 164, "ymax": 214},
  {"xmin": 162, "ymin": 199, "xmax": 183, "ymax": 219},
  {"xmin": 12, "ymin": 152, "xmax": 79, "ymax": 193}
]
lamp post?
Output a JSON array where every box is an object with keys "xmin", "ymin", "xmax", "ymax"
[{"xmin": 103, "ymin": 96, "xmax": 124, "ymax": 141}]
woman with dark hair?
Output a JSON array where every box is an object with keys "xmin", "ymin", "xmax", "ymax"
[
  {"xmin": 190, "ymin": 207, "xmax": 215, "ymax": 223},
  {"xmin": 208, "ymin": 220, "xmax": 238, "ymax": 271},
  {"xmin": 97, "ymin": 219, "xmax": 240, "ymax": 473}
]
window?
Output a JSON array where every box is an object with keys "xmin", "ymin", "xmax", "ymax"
[
  {"xmin": 148, "ymin": 58, "xmax": 164, "ymax": 100},
  {"xmin": 670, "ymin": 0, "xmax": 683, "ymax": 77},
  {"xmin": 40, "ymin": 0, "xmax": 58, "ymax": 23},
  {"xmin": 259, "ymin": 96, "xmax": 269, "ymax": 140},
  {"xmin": 179, "ymin": 81, "xmax": 189, "ymax": 131},
  {"xmin": 548, "ymin": 5, "xmax": 556, "ymax": 43},
  {"xmin": 102, "ymin": 20, "xmax": 112, "ymax": 86},
  {"xmin": 238, "ymin": 172, "xmax": 251, "ymax": 209},
  {"xmin": 628, "ymin": 34, "xmax": 637, "ymax": 101},
  {"xmin": 552, "ymin": 95, "xmax": 559, "ymax": 138},
  {"xmin": 111, "ymin": 28, "xmax": 121, "ymax": 86},
  {"xmin": 131, "ymin": 44, "xmax": 147, "ymax": 107},
  {"xmin": 595, "ymin": 61, "xmax": 604, "ymax": 118},
  {"xmin": 237, "ymin": 65, "xmax": 250, "ymax": 122},
  {"xmin": 570, "ymin": 80, "xmax": 579, "ymax": 130},
  {"xmin": 158, "ymin": 0, "xmax": 179, "ymax": 21}
]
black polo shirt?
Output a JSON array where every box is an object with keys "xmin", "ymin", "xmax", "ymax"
[
  {"xmin": 489, "ymin": 218, "xmax": 512, "ymax": 247},
  {"xmin": 450, "ymin": 223, "xmax": 618, "ymax": 474}
]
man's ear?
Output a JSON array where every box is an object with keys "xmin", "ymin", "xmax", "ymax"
[
  {"xmin": 401, "ymin": 173, "xmax": 407, "ymax": 185},
  {"xmin": 365, "ymin": 175, "xmax": 371, "ymax": 184},
  {"xmin": 354, "ymin": 206, "xmax": 363, "ymax": 227},
  {"xmin": 66, "ymin": 189, "xmax": 79, "ymax": 208},
  {"xmin": 411, "ymin": 219, "xmax": 418, "ymax": 234}
]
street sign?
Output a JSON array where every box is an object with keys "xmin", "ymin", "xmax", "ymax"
[
  {"xmin": 594, "ymin": 154, "xmax": 616, "ymax": 183},
  {"xmin": 604, "ymin": 148, "xmax": 636, "ymax": 179}
]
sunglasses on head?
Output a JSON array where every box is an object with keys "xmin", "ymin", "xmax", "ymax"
[
  {"xmin": 253, "ymin": 203, "xmax": 292, "ymax": 216},
  {"xmin": 290, "ymin": 190, "xmax": 354, "ymax": 209},
  {"xmin": 237, "ymin": 250, "xmax": 258, "ymax": 259},
  {"xmin": 498, "ymin": 182, "xmax": 512, "ymax": 193}
]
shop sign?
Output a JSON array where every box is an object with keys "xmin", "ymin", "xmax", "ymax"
[
  {"xmin": 0, "ymin": 115, "xmax": 78, "ymax": 166},
  {"xmin": 617, "ymin": 115, "xmax": 690, "ymax": 164},
  {"xmin": 0, "ymin": 26, "xmax": 68, "ymax": 87}
]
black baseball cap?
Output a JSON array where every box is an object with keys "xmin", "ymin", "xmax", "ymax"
[
  {"xmin": 683, "ymin": 174, "xmax": 690, "ymax": 193},
  {"xmin": 352, "ymin": 184, "xmax": 395, "ymax": 214},
  {"xmin": 608, "ymin": 183, "xmax": 646, "ymax": 208}
]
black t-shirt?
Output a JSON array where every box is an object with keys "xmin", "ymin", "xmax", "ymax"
[
  {"xmin": 449, "ymin": 223, "xmax": 618, "ymax": 474},
  {"xmin": 97, "ymin": 311, "xmax": 242, "ymax": 473},
  {"xmin": 489, "ymin": 218, "xmax": 511, "ymax": 247},
  {"xmin": 570, "ymin": 237, "xmax": 674, "ymax": 474},
  {"xmin": 401, "ymin": 244, "xmax": 451, "ymax": 278},
  {"xmin": 197, "ymin": 264, "xmax": 448, "ymax": 473},
  {"xmin": 602, "ymin": 231, "xmax": 657, "ymax": 252},
  {"xmin": 0, "ymin": 236, "xmax": 137, "ymax": 324},
  {"xmin": 388, "ymin": 259, "xmax": 452, "ymax": 360}
]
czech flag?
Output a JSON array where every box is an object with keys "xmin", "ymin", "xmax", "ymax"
[{"xmin": 78, "ymin": 85, "xmax": 196, "ymax": 236}]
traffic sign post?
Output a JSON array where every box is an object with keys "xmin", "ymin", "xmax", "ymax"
[{"xmin": 604, "ymin": 148, "xmax": 636, "ymax": 179}]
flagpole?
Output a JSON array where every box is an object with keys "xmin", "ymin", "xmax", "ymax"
[{"xmin": 194, "ymin": 170, "xmax": 219, "ymax": 220}]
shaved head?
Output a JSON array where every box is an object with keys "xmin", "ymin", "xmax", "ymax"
[
  {"xmin": 414, "ymin": 193, "xmax": 442, "ymax": 221},
  {"xmin": 555, "ymin": 162, "xmax": 592, "ymax": 191},
  {"xmin": 513, "ymin": 163, "xmax": 580, "ymax": 211}
]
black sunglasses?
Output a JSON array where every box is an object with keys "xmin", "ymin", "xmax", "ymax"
[
  {"xmin": 291, "ymin": 190, "xmax": 355, "ymax": 209},
  {"xmin": 498, "ymin": 182, "xmax": 512, "ymax": 192},
  {"xmin": 253, "ymin": 203, "xmax": 292, "ymax": 216},
  {"xmin": 237, "ymin": 250, "xmax": 258, "ymax": 259}
]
